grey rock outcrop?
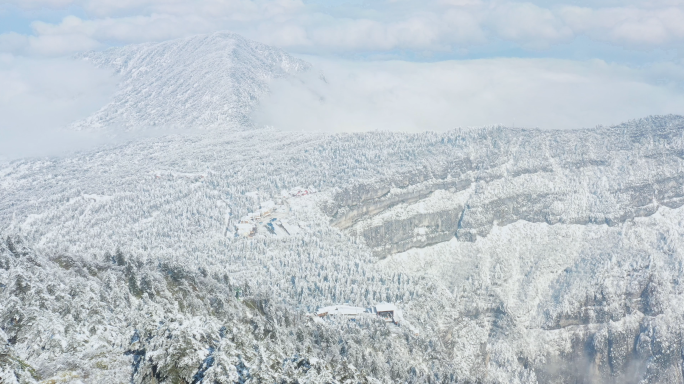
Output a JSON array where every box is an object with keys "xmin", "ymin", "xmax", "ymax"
[{"xmin": 324, "ymin": 115, "xmax": 684, "ymax": 257}]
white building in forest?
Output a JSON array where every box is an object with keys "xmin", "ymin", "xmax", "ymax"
[
  {"xmin": 315, "ymin": 303, "xmax": 402, "ymax": 324},
  {"xmin": 373, "ymin": 303, "xmax": 399, "ymax": 322}
]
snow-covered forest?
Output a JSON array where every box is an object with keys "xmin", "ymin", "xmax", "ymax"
[{"xmin": 2, "ymin": 32, "xmax": 684, "ymax": 384}]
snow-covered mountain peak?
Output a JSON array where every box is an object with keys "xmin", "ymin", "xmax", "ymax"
[{"xmin": 72, "ymin": 31, "xmax": 311, "ymax": 131}]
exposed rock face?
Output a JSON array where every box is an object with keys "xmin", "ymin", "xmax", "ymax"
[
  {"xmin": 325, "ymin": 116, "xmax": 684, "ymax": 258},
  {"xmin": 377, "ymin": 202, "xmax": 684, "ymax": 384},
  {"xmin": 319, "ymin": 119, "xmax": 684, "ymax": 382},
  {"xmin": 535, "ymin": 251, "xmax": 683, "ymax": 384},
  {"xmin": 359, "ymin": 206, "xmax": 464, "ymax": 256}
]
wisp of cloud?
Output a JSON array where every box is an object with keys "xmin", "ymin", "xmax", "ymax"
[
  {"xmin": 0, "ymin": 55, "xmax": 117, "ymax": 160},
  {"xmin": 253, "ymin": 56, "xmax": 684, "ymax": 132}
]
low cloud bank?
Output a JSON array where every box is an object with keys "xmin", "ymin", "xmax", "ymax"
[
  {"xmin": 3, "ymin": 1, "xmax": 684, "ymax": 59},
  {"xmin": 3, "ymin": 51, "xmax": 684, "ymax": 160},
  {"xmin": 253, "ymin": 57, "xmax": 684, "ymax": 131},
  {"xmin": 0, "ymin": 55, "xmax": 117, "ymax": 160}
]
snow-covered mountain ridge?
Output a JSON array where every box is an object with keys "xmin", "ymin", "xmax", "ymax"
[
  {"xmin": 72, "ymin": 32, "xmax": 310, "ymax": 131},
  {"xmin": 2, "ymin": 32, "xmax": 684, "ymax": 384}
]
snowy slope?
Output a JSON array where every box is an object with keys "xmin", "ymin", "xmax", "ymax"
[
  {"xmin": 72, "ymin": 31, "xmax": 310, "ymax": 130},
  {"xmin": 2, "ymin": 32, "xmax": 684, "ymax": 384},
  {"xmin": 327, "ymin": 117, "xmax": 684, "ymax": 257},
  {"xmin": 3, "ymin": 117, "xmax": 684, "ymax": 384}
]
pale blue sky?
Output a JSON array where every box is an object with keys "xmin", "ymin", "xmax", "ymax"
[{"xmin": 1, "ymin": 0, "xmax": 683, "ymax": 64}]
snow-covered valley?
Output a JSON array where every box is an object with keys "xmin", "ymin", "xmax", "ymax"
[{"xmin": 2, "ymin": 32, "xmax": 684, "ymax": 384}]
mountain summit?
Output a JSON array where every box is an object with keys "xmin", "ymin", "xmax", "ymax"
[{"xmin": 73, "ymin": 32, "xmax": 310, "ymax": 131}]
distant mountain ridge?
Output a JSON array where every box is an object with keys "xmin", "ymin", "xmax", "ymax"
[{"xmin": 73, "ymin": 31, "xmax": 310, "ymax": 131}]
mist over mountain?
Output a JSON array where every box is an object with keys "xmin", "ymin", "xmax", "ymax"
[{"xmin": 2, "ymin": 32, "xmax": 684, "ymax": 384}]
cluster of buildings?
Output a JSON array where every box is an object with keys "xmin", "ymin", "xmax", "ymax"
[
  {"xmin": 236, "ymin": 200, "xmax": 300, "ymax": 238},
  {"xmin": 236, "ymin": 188, "xmax": 317, "ymax": 238},
  {"xmin": 314, "ymin": 303, "xmax": 402, "ymax": 324},
  {"xmin": 284, "ymin": 186, "xmax": 316, "ymax": 197},
  {"xmin": 236, "ymin": 200, "xmax": 280, "ymax": 237}
]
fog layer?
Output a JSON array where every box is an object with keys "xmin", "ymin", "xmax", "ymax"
[
  {"xmin": 253, "ymin": 57, "xmax": 684, "ymax": 131},
  {"xmin": 0, "ymin": 55, "xmax": 117, "ymax": 160}
]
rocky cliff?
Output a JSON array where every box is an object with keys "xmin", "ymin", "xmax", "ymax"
[{"xmin": 324, "ymin": 116, "xmax": 684, "ymax": 259}]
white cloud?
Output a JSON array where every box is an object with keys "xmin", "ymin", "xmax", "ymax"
[
  {"xmin": 560, "ymin": 5, "xmax": 684, "ymax": 47},
  {"xmin": 0, "ymin": 32, "xmax": 29, "ymax": 54},
  {"xmin": 253, "ymin": 56, "xmax": 684, "ymax": 131},
  {"xmin": 29, "ymin": 34, "xmax": 100, "ymax": 55},
  {"xmin": 3, "ymin": 0, "xmax": 75, "ymax": 9},
  {"xmin": 2, "ymin": 1, "xmax": 684, "ymax": 57},
  {"xmin": 0, "ymin": 55, "xmax": 118, "ymax": 159},
  {"xmin": 297, "ymin": 11, "xmax": 485, "ymax": 52},
  {"xmin": 488, "ymin": 2, "xmax": 573, "ymax": 49},
  {"xmin": 33, "ymin": 14, "xmax": 212, "ymax": 42}
]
